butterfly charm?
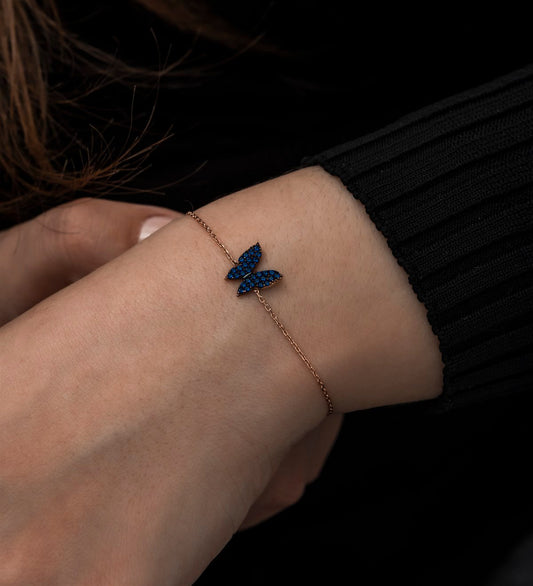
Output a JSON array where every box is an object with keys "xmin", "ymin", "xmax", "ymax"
[{"xmin": 226, "ymin": 242, "xmax": 282, "ymax": 296}]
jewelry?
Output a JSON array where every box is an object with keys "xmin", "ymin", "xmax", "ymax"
[{"xmin": 187, "ymin": 210, "xmax": 334, "ymax": 416}]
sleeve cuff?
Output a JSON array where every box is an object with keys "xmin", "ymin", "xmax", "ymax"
[{"xmin": 301, "ymin": 63, "xmax": 533, "ymax": 411}]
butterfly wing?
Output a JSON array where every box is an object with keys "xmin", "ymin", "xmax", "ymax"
[
  {"xmin": 237, "ymin": 270, "xmax": 282, "ymax": 296},
  {"xmin": 226, "ymin": 243, "xmax": 262, "ymax": 279}
]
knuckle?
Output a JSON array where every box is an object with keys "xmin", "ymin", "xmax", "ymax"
[{"xmin": 41, "ymin": 198, "xmax": 99, "ymax": 271}]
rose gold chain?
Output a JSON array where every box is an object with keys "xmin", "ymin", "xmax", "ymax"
[{"xmin": 187, "ymin": 210, "xmax": 334, "ymax": 416}]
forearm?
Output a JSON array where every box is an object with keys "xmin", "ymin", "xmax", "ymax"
[
  {"xmin": 0, "ymin": 166, "xmax": 443, "ymax": 583},
  {"xmin": 0, "ymin": 164, "xmax": 443, "ymax": 434}
]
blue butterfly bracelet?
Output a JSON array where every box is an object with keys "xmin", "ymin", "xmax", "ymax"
[{"xmin": 186, "ymin": 210, "xmax": 334, "ymax": 416}]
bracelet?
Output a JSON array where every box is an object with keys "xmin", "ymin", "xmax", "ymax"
[{"xmin": 186, "ymin": 210, "xmax": 334, "ymax": 416}]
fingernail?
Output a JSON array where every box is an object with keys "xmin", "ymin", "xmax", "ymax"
[{"xmin": 138, "ymin": 216, "xmax": 174, "ymax": 242}]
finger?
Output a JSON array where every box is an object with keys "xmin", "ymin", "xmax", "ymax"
[
  {"xmin": 239, "ymin": 414, "xmax": 343, "ymax": 530},
  {"xmin": 0, "ymin": 198, "xmax": 181, "ymax": 325}
]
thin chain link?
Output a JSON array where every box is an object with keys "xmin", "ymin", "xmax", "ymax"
[{"xmin": 187, "ymin": 210, "xmax": 334, "ymax": 416}]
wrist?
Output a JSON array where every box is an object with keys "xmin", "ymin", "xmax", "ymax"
[{"xmin": 193, "ymin": 165, "xmax": 443, "ymax": 414}]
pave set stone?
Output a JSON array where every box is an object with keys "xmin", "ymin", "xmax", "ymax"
[{"xmin": 226, "ymin": 243, "xmax": 282, "ymax": 296}]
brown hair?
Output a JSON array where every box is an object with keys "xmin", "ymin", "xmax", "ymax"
[{"xmin": 0, "ymin": 0, "xmax": 275, "ymax": 225}]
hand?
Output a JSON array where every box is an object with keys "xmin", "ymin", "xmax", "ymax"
[{"xmin": 0, "ymin": 197, "xmax": 180, "ymax": 325}]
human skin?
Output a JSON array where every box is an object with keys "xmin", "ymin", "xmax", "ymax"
[{"xmin": 0, "ymin": 166, "xmax": 443, "ymax": 584}]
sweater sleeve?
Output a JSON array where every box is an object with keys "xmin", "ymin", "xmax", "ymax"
[{"xmin": 301, "ymin": 63, "xmax": 533, "ymax": 412}]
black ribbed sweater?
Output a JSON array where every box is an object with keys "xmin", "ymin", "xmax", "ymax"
[{"xmin": 303, "ymin": 64, "xmax": 533, "ymax": 412}]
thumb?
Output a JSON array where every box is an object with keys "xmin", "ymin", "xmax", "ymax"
[{"xmin": 0, "ymin": 197, "xmax": 181, "ymax": 325}]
